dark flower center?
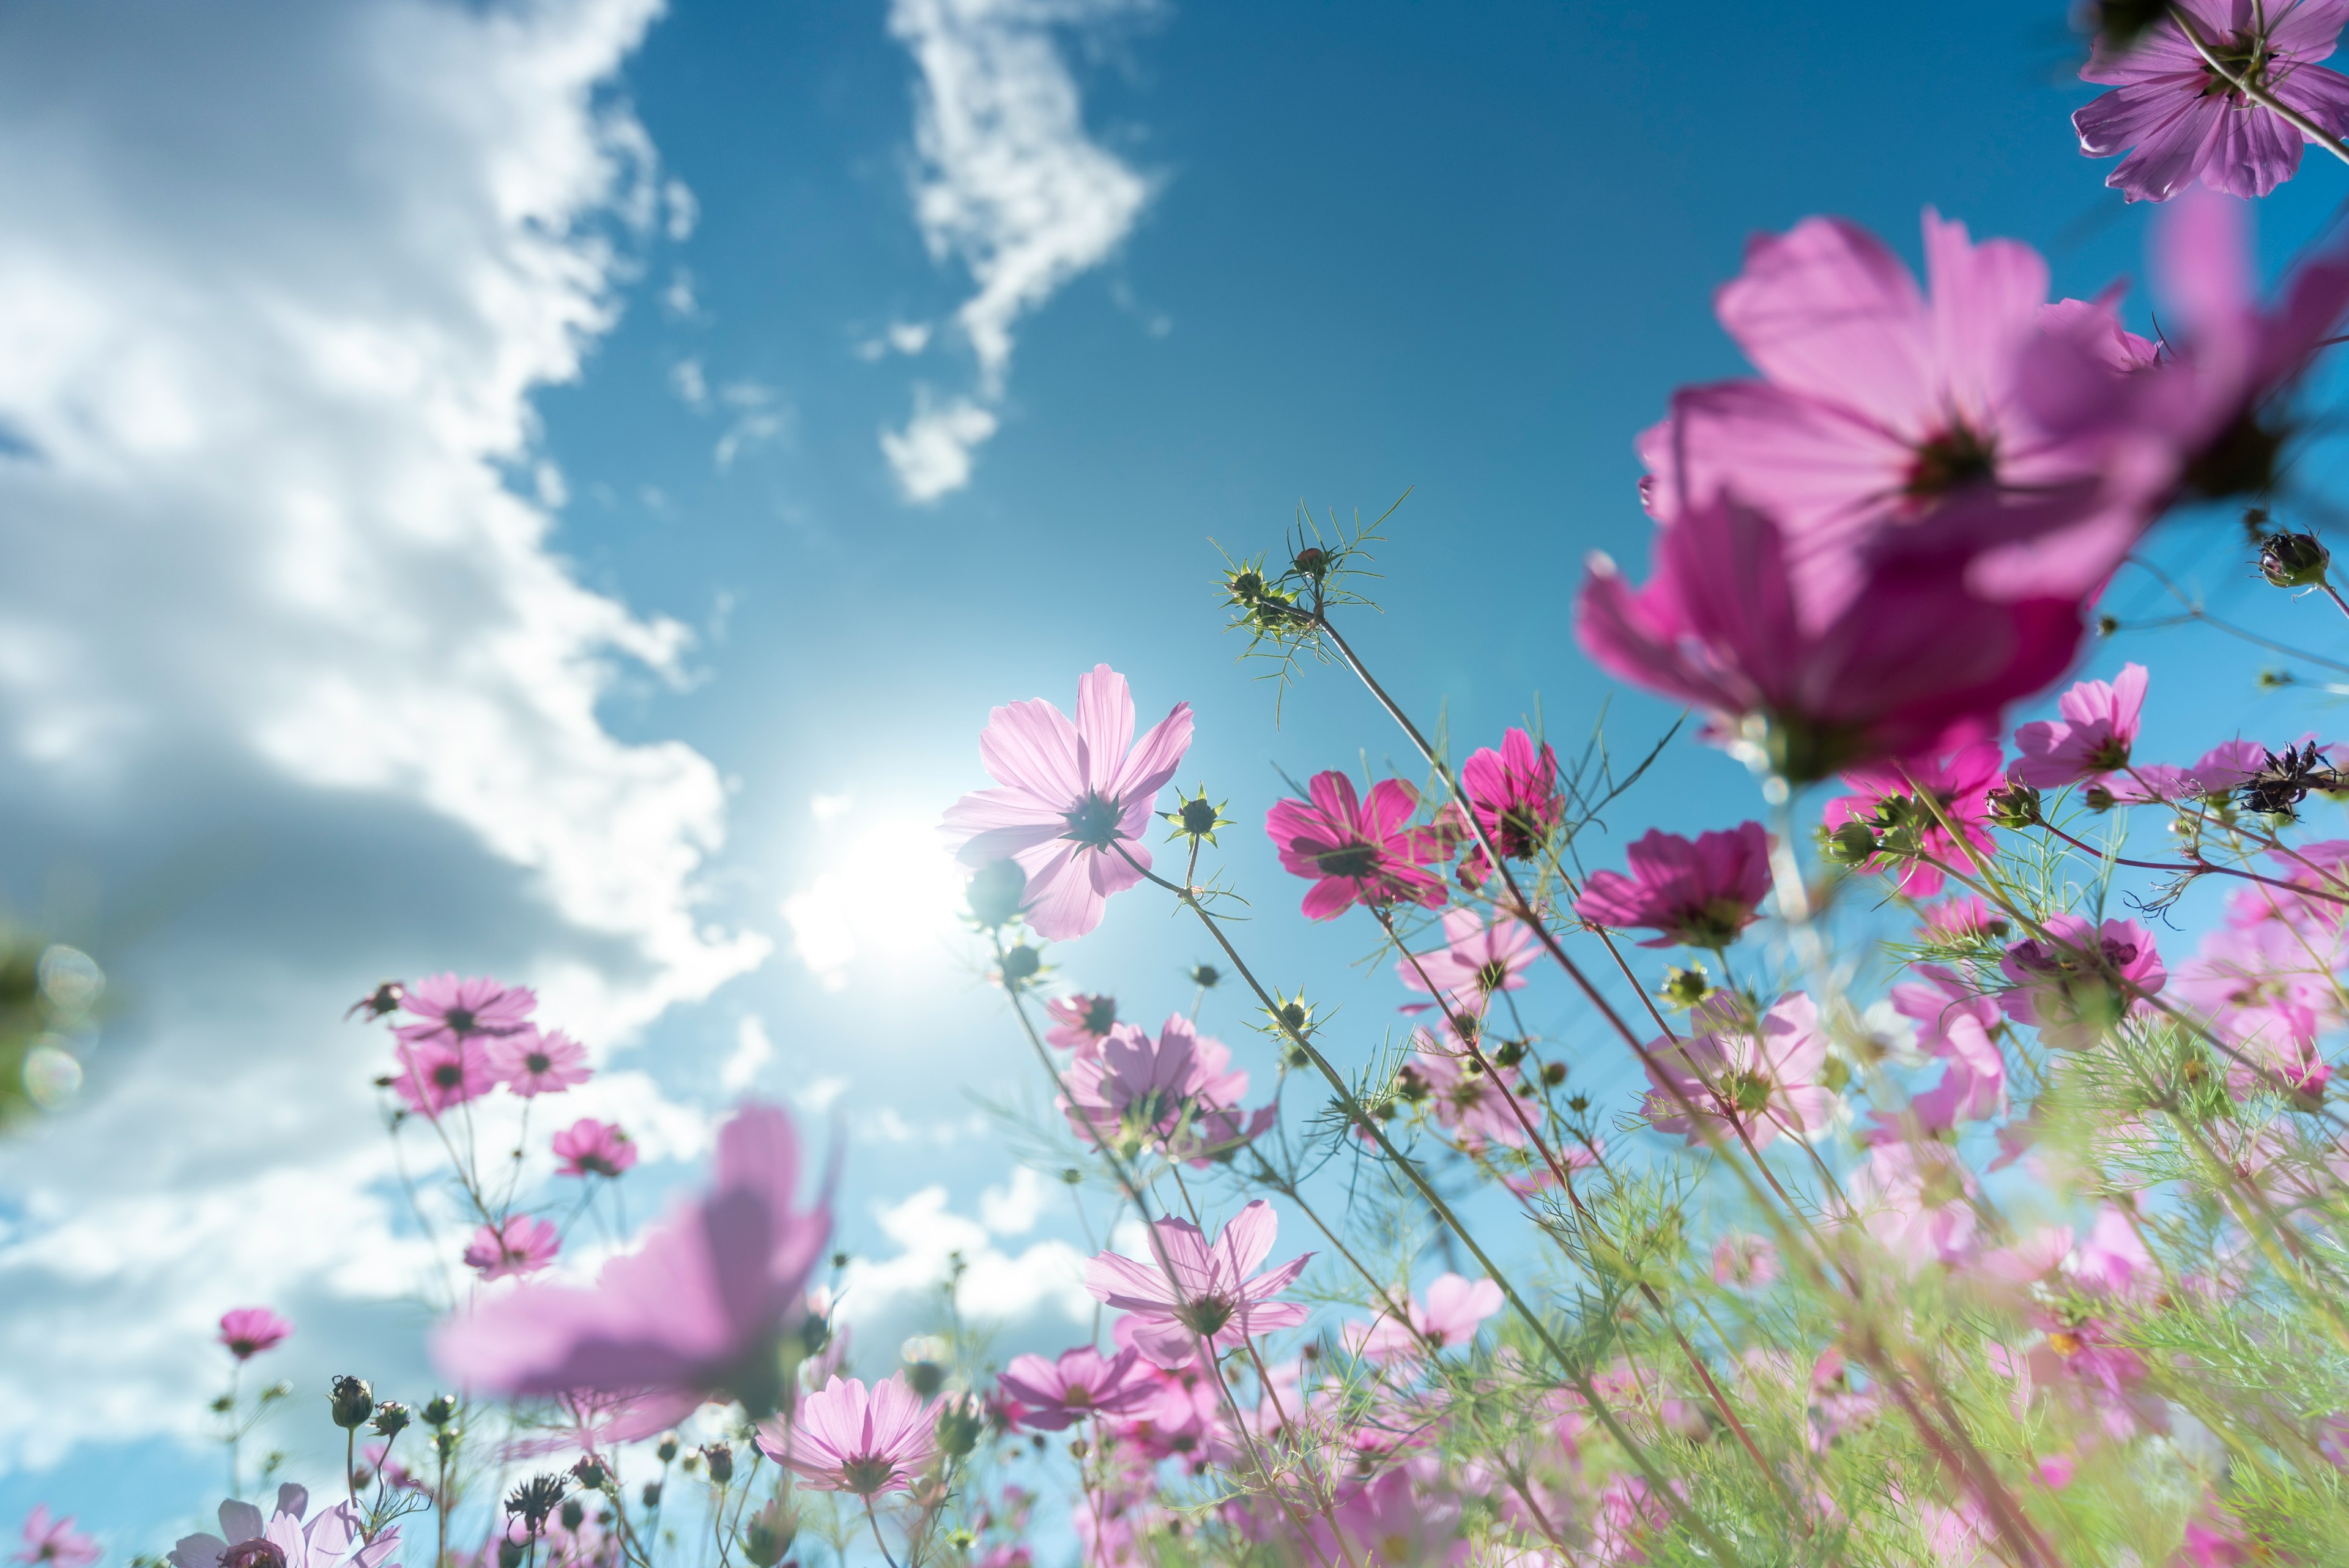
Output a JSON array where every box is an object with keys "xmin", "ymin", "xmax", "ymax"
[
  {"xmin": 841, "ymin": 1456, "xmax": 897, "ymax": 1495},
  {"xmin": 1672, "ymin": 898, "xmax": 1755, "ymax": 949},
  {"xmin": 1176, "ymin": 1295, "xmax": 1236, "ymax": 1338},
  {"xmin": 1475, "ymin": 959, "xmax": 1512, "ymax": 993},
  {"xmin": 1725, "ymin": 1070, "xmax": 1775, "ymax": 1117},
  {"xmin": 444, "ymin": 1007, "xmax": 478, "ymax": 1035},
  {"xmin": 1905, "ymin": 423, "xmax": 1998, "ymax": 500},
  {"xmin": 2183, "ymin": 411, "xmax": 2284, "ymax": 500},
  {"xmin": 1082, "ymin": 997, "xmax": 1116, "ymax": 1034},
  {"xmin": 430, "ymin": 1062, "xmax": 466, "ymax": 1089},
  {"xmin": 2200, "ymin": 39, "xmax": 2273, "ymax": 98},
  {"xmin": 524, "ymin": 1052, "xmax": 552, "ymax": 1075},
  {"xmin": 223, "ymin": 1542, "xmax": 289, "ymax": 1568},
  {"xmin": 1061, "ymin": 793, "xmax": 1124, "ymax": 850},
  {"xmin": 1314, "ymin": 842, "xmax": 1384, "ymax": 879}
]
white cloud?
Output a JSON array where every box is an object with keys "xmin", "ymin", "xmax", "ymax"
[
  {"xmin": 662, "ymin": 176, "xmax": 699, "ymax": 242},
  {"xmin": 0, "ymin": 0, "xmax": 765, "ymax": 1470},
  {"xmin": 662, "ymin": 266, "xmax": 700, "ymax": 318},
  {"xmin": 713, "ymin": 378, "xmax": 789, "ymax": 469},
  {"xmin": 837, "ymin": 1183, "xmax": 1091, "ymax": 1358},
  {"xmin": 723, "ymin": 1014, "xmax": 775, "ymax": 1093},
  {"xmin": 880, "ymin": 0, "xmax": 1154, "ymax": 500},
  {"xmin": 670, "ymin": 355, "xmax": 710, "ymax": 409}
]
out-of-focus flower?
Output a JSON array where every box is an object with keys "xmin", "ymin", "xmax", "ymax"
[
  {"xmin": 1266, "ymin": 771, "xmax": 1448, "ymax": 920},
  {"xmin": 436, "ymin": 1103, "xmax": 829, "ymax": 1422},
  {"xmin": 218, "ymin": 1307, "xmax": 292, "ymax": 1361},
  {"xmin": 1400, "ymin": 1025, "xmax": 1531, "ymax": 1151},
  {"xmin": 13, "ymin": 1509, "xmax": 97, "ymax": 1568},
  {"xmin": 168, "ymin": 1488, "xmax": 399, "ymax": 1568},
  {"xmin": 1343, "ymin": 1273, "xmax": 1503, "ymax": 1362},
  {"xmin": 1084, "ymin": 1200, "xmax": 1312, "ymax": 1369},
  {"xmin": 391, "ymin": 1037, "xmax": 496, "ymax": 1117},
  {"xmin": 462, "ymin": 1216, "xmax": 562, "ymax": 1282},
  {"xmin": 755, "ymin": 1374, "xmax": 935, "ymax": 1495},
  {"xmin": 1822, "ymin": 741, "xmax": 2003, "ymax": 898},
  {"xmin": 1314, "ymin": 1471, "xmax": 1468, "ymax": 1568},
  {"xmin": 1058, "ymin": 1013, "xmax": 1259, "ymax": 1162},
  {"xmin": 1042, "ymin": 994, "xmax": 1118, "ymax": 1057},
  {"xmin": 1999, "ymin": 915, "xmax": 2166, "ymax": 1049},
  {"xmin": 396, "ymin": 974, "xmax": 536, "ymax": 1050},
  {"xmin": 939, "ymin": 664, "xmax": 1193, "ymax": 942},
  {"xmin": 1644, "ymin": 992, "xmax": 1839, "ymax": 1150},
  {"xmin": 551, "ymin": 1118, "xmax": 637, "ymax": 1179},
  {"xmin": 1712, "ymin": 1233, "xmax": 1780, "ymax": 1290},
  {"xmin": 1918, "ymin": 895, "xmax": 2011, "ymax": 945},
  {"xmin": 488, "ymin": 1028, "xmax": 591, "ymax": 1098},
  {"xmin": 2010, "ymin": 664, "xmax": 2149, "ymax": 787},
  {"xmin": 1576, "ymin": 823, "xmax": 1772, "ymax": 948},
  {"xmin": 1840, "ymin": 1140, "xmax": 1979, "ymax": 1271},
  {"xmin": 1885, "ymin": 965, "xmax": 2008, "ymax": 1127},
  {"xmin": 1461, "ymin": 728, "xmax": 1562, "ymax": 861},
  {"xmin": 996, "ymin": 1347, "xmax": 1156, "ymax": 1430},
  {"xmin": 2075, "ymin": 0, "xmax": 2349, "ymax": 202},
  {"xmin": 1395, "ymin": 907, "xmax": 1537, "ymax": 1016}
]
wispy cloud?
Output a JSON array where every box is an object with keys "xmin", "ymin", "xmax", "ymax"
[{"xmin": 880, "ymin": 0, "xmax": 1156, "ymax": 501}]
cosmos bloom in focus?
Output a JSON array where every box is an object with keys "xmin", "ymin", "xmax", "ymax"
[
  {"xmin": 1344, "ymin": 1273, "xmax": 1504, "ymax": 1361},
  {"xmin": 2010, "ymin": 665, "xmax": 2150, "ymax": 787},
  {"xmin": 13, "ymin": 1509, "xmax": 98, "ymax": 1568},
  {"xmin": 1575, "ymin": 822, "xmax": 1773, "ymax": 948},
  {"xmin": 168, "ymin": 1488, "xmax": 400, "ymax": 1568},
  {"xmin": 1266, "ymin": 771, "xmax": 1448, "ymax": 920},
  {"xmin": 1644, "ymin": 992, "xmax": 1839, "ymax": 1150},
  {"xmin": 395, "ymin": 973, "xmax": 536, "ymax": 1049},
  {"xmin": 2076, "ymin": 0, "xmax": 2349, "ymax": 203},
  {"xmin": 1460, "ymin": 727, "xmax": 1562, "ymax": 864},
  {"xmin": 551, "ymin": 1118, "xmax": 637, "ymax": 1178},
  {"xmin": 996, "ymin": 1346, "xmax": 1157, "ymax": 1430},
  {"xmin": 218, "ymin": 1306, "xmax": 292, "ymax": 1361},
  {"xmin": 1084, "ymin": 1200, "xmax": 1312, "ymax": 1369},
  {"xmin": 461, "ymin": 1215, "xmax": 561, "ymax": 1281},
  {"xmin": 1821, "ymin": 741, "xmax": 2004, "ymax": 899},
  {"xmin": 1394, "ymin": 907, "xmax": 1537, "ymax": 1016},
  {"xmin": 1060, "ymin": 1014, "xmax": 1252, "ymax": 1154},
  {"xmin": 755, "ymin": 1374, "xmax": 936, "ymax": 1495},
  {"xmin": 939, "ymin": 664, "xmax": 1193, "ymax": 941},
  {"xmin": 390, "ymin": 1037, "xmax": 497, "ymax": 1116},
  {"xmin": 1999, "ymin": 915, "xmax": 2167, "ymax": 1050},
  {"xmin": 488, "ymin": 1027, "xmax": 592, "ymax": 1098}
]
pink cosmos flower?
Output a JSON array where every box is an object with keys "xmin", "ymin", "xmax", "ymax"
[
  {"xmin": 1644, "ymin": 992, "xmax": 1839, "ymax": 1150},
  {"xmin": 996, "ymin": 1347, "xmax": 1157, "ymax": 1430},
  {"xmin": 1460, "ymin": 727, "xmax": 1562, "ymax": 862},
  {"xmin": 2076, "ymin": 0, "xmax": 2349, "ymax": 202},
  {"xmin": 1314, "ymin": 1472, "xmax": 1468, "ymax": 1568},
  {"xmin": 551, "ymin": 1118, "xmax": 637, "ymax": 1178},
  {"xmin": 1400, "ymin": 1025, "xmax": 1530, "ymax": 1151},
  {"xmin": 755, "ymin": 1373, "xmax": 936, "ymax": 1495},
  {"xmin": 390, "ymin": 1037, "xmax": 496, "ymax": 1117},
  {"xmin": 1821, "ymin": 741, "xmax": 2003, "ymax": 899},
  {"xmin": 1918, "ymin": 895, "xmax": 2012, "ymax": 945},
  {"xmin": 1886, "ymin": 965, "xmax": 2009, "ymax": 1127},
  {"xmin": 939, "ymin": 664, "xmax": 1193, "ymax": 942},
  {"xmin": 2010, "ymin": 664, "xmax": 2149, "ymax": 787},
  {"xmin": 487, "ymin": 1027, "xmax": 591, "ymax": 1098},
  {"xmin": 462, "ymin": 1215, "xmax": 561, "ymax": 1281},
  {"xmin": 1266, "ymin": 771, "xmax": 1447, "ymax": 920},
  {"xmin": 168, "ymin": 1488, "xmax": 399, "ymax": 1568},
  {"xmin": 1712, "ymin": 1233, "xmax": 1780, "ymax": 1290},
  {"xmin": 1641, "ymin": 210, "xmax": 2143, "ymax": 609},
  {"xmin": 13, "ymin": 1509, "xmax": 97, "ymax": 1568},
  {"xmin": 436, "ymin": 1102, "xmax": 829, "ymax": 1421},
  {"xmin": 1043, "ymin": 994, "xmax": 1118, "ymax": 1056},
  {"xmin": 1840, "ymin": 1140, "xmax": 1979, "ymax": 1272},
  {"xmin": 1575, "ymin": 822, "xmax": 1772, "ymax": 948},
  {"xmin": 1999, "ymin": 915, "xmax": 2167, "ymax": 1049},
  {"xmin": 218, "ymin": 1306, "xmax": 291, "ymax": 1361},
  {"xmin": 1060, "ymin": 1014, "xmax": 1249, "ymax": 1152},
  {"xmin": 396, "ymin": 973, "xmax": 536, "ymax": 1049},
  {"xmin": 1344, "ymin": 1273, "xmax": 1504, "ymax": 1362},
  {"xmin": 1084, "ymin": 1200, "xmax": 1312, "ymax": 1369},
  {"xmin": 1575, "ymin": 496, "xmax": 2086, "ymax": 784},
  {"xmin": 1394, "ymin": 907, "xmax": 1536, "ymax": 1016}
]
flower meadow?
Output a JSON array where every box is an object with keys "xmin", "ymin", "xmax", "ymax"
[{"xmin": 45, "ymin": 6, "xmax": 2349, "ymax": 1567}]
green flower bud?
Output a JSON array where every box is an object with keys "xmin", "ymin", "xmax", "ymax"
[
  {"xmin": 328, "ymin": 1375, "xmax": 374, "ymax": 1431},
  {"xmin": 999, "ymin": 944, "xmax": 1042, "ymax": 983},
  {"xmin": 935, "ymin": 1394, "xmax": 986, "ymax": 1459},
  {"xmin": 966, "ymin": 860, "xmax": 1027, "ymax": 929},
  {"xmin": 2262, "ymin": 530, "xmax": 2331, "ymax": 588},
  {"xmin": 1821, "ymin": 820, "xmax": 1878, "ymax": 864}
]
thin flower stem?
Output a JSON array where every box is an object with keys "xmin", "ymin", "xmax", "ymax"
[
  {"xmin": 2170, "ymin": 5, "xmax": 2349, "ymax": 171},
  {"xmin": 2326, "ymin": 582, "xmax": 2349, "ymax": 624},
  {"xmin": 863, "ymin": 1497, "xmax": 906, "ymax": 1568},
  {"xmin": 2030, "ymin": 816, "xmax": 2349, "ymax": 908}
]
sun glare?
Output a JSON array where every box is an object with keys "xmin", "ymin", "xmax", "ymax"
[{"xmin": 781, "ymin": 798, "xmax": 970, "ymax": 992}]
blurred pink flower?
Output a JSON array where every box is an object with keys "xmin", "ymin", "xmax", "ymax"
[
  {"xmin": 1841, "ymin": 1140, "xmax": 1978, "ymax": 1271},
  {"xmin": 396, "ymin": 973, "xmax": 536, "ymax": 1050},
  {"xmin": 1712, "ymin": 1233, "xmax": 1780, "ymax": 1290},
  {"xmin": 1999, "ymin": 915, "xmax": 2166, "ymax": 1049},
  {"xmin": 1042, "ymin": 994, "xmax": 1118, "ymax": 1057},
  {"xmin": 1266, "ymin": 771, "xmax": 1447, "ymax": 920},
  {"xmin": 1644, "ymin": 992, "xmax": 1839, "ymax": 1150},
  {"xmin": 1316, "ymin": 1471, "xmax": 1467, "ymax": 1568},
  {"xmin": 1822, "ymin": 741, "xmax": 2003, "ymax": 898},
  {"xmin": 1059, "ymin": 1014, "xmax": 1256, "ymax": 1160},
  {"xmin": 1401, "ymin": 1025, "xmax": 1531, "ymax": 1151},
  {"xmin": 1576, "ymin": 496, "xmax": 2086, "ymax": 784},
  {"xmin": 390, "ymin": 1037, "xmax": 496, "ymax": 1117},
  {"xmin": 1085, "ymin": 1200, "xmax": 1312, "ymax": 1369},
  {"xmin": 217, "ymin": 1306, "xmax": 291, "ymax": 1361},
  {"xmin": 1886, "ymin": 965, "xmax": 2008, "ymax": 1126},
  {"xmin": 2010, "ymin": 664, "xmax": 2149, "ymax": 787},
  {"xmin": 1575, "ymin": 822, "xmax": 1772, "ymax": 949},
  {"xmin": 488, "ymin": 1027, "xmax": 590, "ymax": 1098},
  {"xmin": 1345, "ymin": 1273, "xmax": 1503, "ymax": 1362},
  {"xmin": 168, "ymin": 1488, "xmax": 398, "ymax": 1568},
  {"xmin": 1395, "ymin": 907, "xmax": 1537, "ymax": 1016},
  {"xmin": 14, "ymin": 1509, "xmax": 97, "ymax": 1568},
  {"xmin": 1460, "ymin": 727, "xmax": 1562, "ymax": 863},
  {"xmin": 551, "ymin": 1118, "xmax": 637, "ymax": 1179},
  {"xmin": 2075, "ymin": 0, "xmax": 2349, "ymax": 202},
  {"xmin": 996, "ymin": 1347, "xmax": 1156, "ymax": 1430},
  {"xmin": 756, "ymin": 1373, "xmax": 935, "ymax": 1495},
  {"xmin": 1917, "ymin": 895, "xmax": 2011, "ymax": 944},
  {"xmin": 939, "ymin": 664, "xmax": 1193, "ymax": 941},
  {"xmin": 462, "ymin": 1216, "xmax": 560, "ymax": 1281},
  {"xmin": 435, "ymin": 1102, "xmax": 829, "ymax": 1421}
]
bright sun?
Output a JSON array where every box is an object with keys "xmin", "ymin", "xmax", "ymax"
[{"xmin": 781, "ymin": 798, "xmax": 971, "ymax": 992}]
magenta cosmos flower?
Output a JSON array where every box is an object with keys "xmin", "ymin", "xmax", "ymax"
[
  {"xmin": 1084, "ymin": 1200, "xmax": 1312, "ymax": 1369},
  {"xmin": 1345, "ymin": 1273, "xmax": 1503, "ymax": 1362},
  {"xmin": 996, "ymin": 1345, "xmax": 1157, "ymax": 1430},
  {"xmin": 1042, "ymin": 993, "xmax": 1118, "ymax": 1055},
  {"xmin": 1401, "ymin": 1024, "xmax": 1532, "ymax": 1151},
  {"xmin": 1460, "ymin": 727, "xmax": 1562, "ymax": 863},
  {"xmin": 218, "ymin": 1306, "xmax": 291, "ymax": 1361},
  {"xmin": 1266, "ymin": 771, "xmax": 1447, "ymax": 920},
  {"xmin": 1575, "ymin": 822, "xmax": 1772, "ymax": 949},
  {"xmin": 13, "ymin": 1509, "xmax": 97, "ymax": 1568},
  {"xmin": 1999, "ymin": 915, "xmax": 2167, "ymax": 1049},
  {"xmin": 1576, "ymin": 495, "xmax": 2087, "ymax": 783},
  {"xmin": 1061, "ymin": 1013, "xmax": 1252, "ymax": 1154},
  {"xmin": 2011, "ymin": 664, "xmax": 2150, "ymax": 787},
  {"xmin": 939, "ymin": 664, "xmax": 1193, "ymax": 942},
  {"xmin": 390, "ymin": 1037, "xmax": 496, "ymax": 1117},
  {"xmin": 551, "ymin": 1117, "xmax": 637, "ymax": 1178},
  {"xmin": 435, "ymin": 1102, "xmax": 829, "ymax": 1422},
  {"xmin": 395, "ymin": 973, "xmax": 536, "ymax": 1049},
  {"xmin": 169, "ymin": 1488, "xmax": 398, "ymax": 1568},
  {"xmin": 488, "ymin": 1027, "xmax": 591, "ymax": 1098},
  {"xmin": 2076, "ymin": 0, "xmax": 2349, "ymax": 202},
  {"xmin": 462, "ymin": 1215, "xmax": 561, "ymax": 1281},
  {"xmin": 1822, "ymin": 740, "xmax": 2004, "ymax": 899},
  {"xmin": 755, "ymin": 1373, "xmax": 935, "ymax": 1495},
  {"xmin": 1644, "ymin": 992, "xmax": 1839, "ymax": 1150},
  {"xmin": 1641, "ymin": 210, "xmax": 2145, "ymax": 610},
  {"xmin": 1395, "ymin": 906, "xmax": 1537, "ymax": 1017}
]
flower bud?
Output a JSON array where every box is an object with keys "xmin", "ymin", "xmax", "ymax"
[
  {"xmin": 328, "ymin": 1375, "xmax": 374, "ymax": 1430},
  {"xmin": 1986, "ymin": 781, "xmax": 2041, "ymax": 829},
  {"xmin": 422, "ymin": 1394, "xmax": 458, "ymax": 1428},
  {"xmin": 999, "ymin": 944, "xmax": 1042, "ymax": 984},
  {"xmin": 935, "ymin": 1394, "xmax": 986, "ymax": 1459},
  {"xmin": 1820, "ymin": 821, "xmax": 1878, "ymax": 864},
  {"xmin": 1291, "ymin": 546, "xmax": 1328, "ymax": 578},
  {"xmin": 369, "ymin": 1401, "xmax": 410, "ymax": 1440},
  {"xmin": 1542, "ymin": 1061, "xmax": 1567, "ymax": 1086},
  {"xmin": 1491, "ymin": 1038, "xmax": 1526, "ymax": 1069},
  {"xmin": 1187, "ymin": 964, "xmax": 1221, "ymax": 989},
  {"xmin": 905, "ymin": 1359, "xmax": 946, "ymax": 1397},
  {"xmin": 2262, "ymin": 531, "xmax": 2331, "ymax": 588},
  {"xmin": 642, "ymin": 1481, "xmax": 664, "ymax": 1509},
  {"xmin": 497, "ymin": 1542, "xmax": 525, "ymax": 1568},
  {"xmin": 656, "ymin": 1433, "xmax": 680, "ymax": 1464},
  {"xmin": 965, "ymin": 860, "xmax": 1026, "ymax": 929},
  {"xmin": 570, "ymin": 1455, "xmax": 610, "ymax": 1492},
  {"xmin": 742, "ymin": 1503, "xmax": 798, "ymax": 1568},
  {"xmin": 2082, "ymin": 782, "xmax": 2115, "ymax": 812},
  {"xmin": 1658, "ymin": 965, "xmax": 1711, "ymax": 1010},
  {"xmin": 702, "ymin": 1442, "xmax": 734, "ymax": 1485},
  {"xmin": 560, "ymin": 1499, "xmax": 585, "ymax": 1532}
]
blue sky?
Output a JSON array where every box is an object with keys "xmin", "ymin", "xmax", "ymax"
[{"xmin": 4, "ymin": 0, "xmax": 2349, "ymax": 1549}]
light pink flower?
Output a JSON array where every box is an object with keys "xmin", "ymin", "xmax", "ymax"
[
  {"xmin": 462, "ymin": 1215, "xmax": 560, "ymax": 1281},
  {"xmin": 1841, "ymin": 1140, "xmax": 1979, "ymax": 1271},
  {"xmin": 14, "ymin": 1509, "xmax": 97, "ymax": 1568},
  {"xmin": 1999, "ymin": 915, "xmax": 2166, "ymax": 1049},
  {"xmin": 1345, "ymin": 1273, "xmax": 1503, "ymax": 1362},
  {"xmin": 395, "ymin": 973, "xmax": 536, "ymax": 1050},
  {"xmin": 1917, "ymin": 896, "xmax": 2011, "ymax": 945},
  {"xmin": 435, "ymin": 1102, "xmax": 829, "ymax": 1421},
  {"xmin": 1886, "ymin": 965, "xmax": 2008, "ymax": 1127},
  {"xmin": 1712, "ymin": 1233, "xmax": 1780, "ymax": 1290},
  {"xmin": 390, "ymin": 1037, "xmax": 496, "ymax": 1117},
  {"xmin": 1395, "ymin": 907, "xmax": 1536, "ymax": 1016},
  {"xmin": 1575, "ymin": 496, "xmax": 2086, "ymax": 784},
  {"xmin": 1059, "ymin": 1013, "xmax": 1260, "ymax": 1162},
  {"xmin": 488, "ymin": 1027, "xmax": 591, "ymax": 1098},
  {"xmin": 1400, "ymin": 1025, "xmax": 1531, "ymax": 1151},
  {"xmin": 2076, "ymin": 0, "xmax": 2349, "ymax": 202},
  {"xmin": 1266, "ymin": 771, "xmax": 1447, "ymax": 920},
  {"xmin": 939, "ymin": 664, "xmax": 1193, "ymax": 942},
  {"xmin": 1644, "ymin": 992, "xmax": 1839, "ymax": 1150},
  {"xmin": 1575, "ymin": 822, "xmax": 1772, "ymax": 949},
  {"xmin": 1460, "ymin": 727, "xmax": 1562, "ymax": 861},
  {"xmin": 1084, "ymin": 1200, "xmax": 1312, "ymax": 1369},
  {"xmin": 551, "ymin": 1118, "xmax": 637, "ymax": 1178},
  {"xmin": 1822, "ymin": 741, "xmax": 2003, "ymax": 898},
  {"xmin": 1043, "ymin": 994, "xmax": 1118, "ymax": 1056},
  {"xmin": 996, "ymin": 1347, "xmax": 1157, "ymax": 1430},
  {"xmin": 2010, "ymin": 664, "xmax": 2149, "ymax": 787},
  {"xmin": 755, "ymin": 1373, "xmax": 935, "ymax": 1495},
  {"xmin": 168, "ymin": 1488, "xmax": 399, "ymax": 1568},
  {"xmin": 218, "ymin": 1306, "xmax": 291, "ymax": 1361},
  {"xmin": 1314, "ymin": 1472, "xmax": 1467, "ymax": 1568}
]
